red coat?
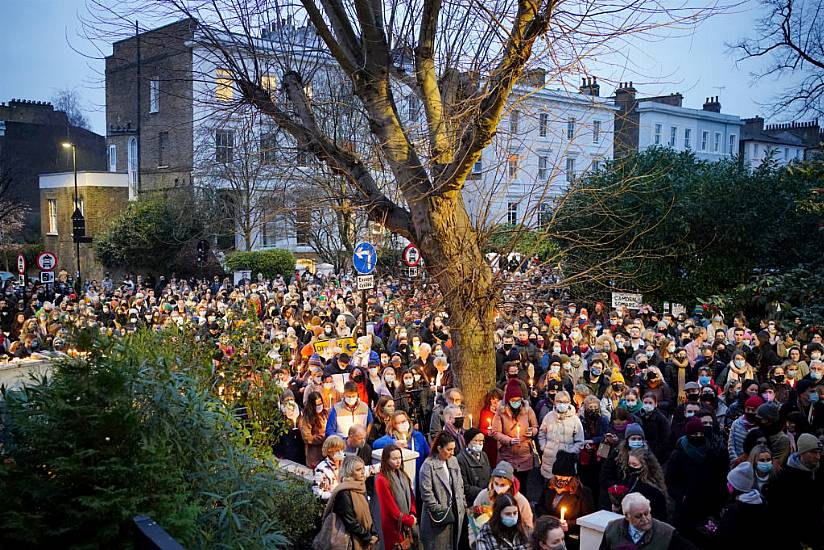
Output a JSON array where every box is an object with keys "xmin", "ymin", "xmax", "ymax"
[
  {"xmin": 376, "ymin": 472, "xmax": 416, "ymax": 547},
  {"xmin": 480, "ymin": 407, "xmax": 498, "ymax": 466}
]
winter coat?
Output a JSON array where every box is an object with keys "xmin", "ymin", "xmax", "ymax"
[
  {"xmin": 599, "ymin": 518, "xmax": 694, "ymax": 550},
  {"xmin": 470, "ymin": 488, "xmax": 533, "ymax": 546},
  {"xmin": 418, "ymin": 456, "xmax": 466, "ymax": 549},
  {"xmin": 492, "ymin": 405, "xmax": 539, "ymax": 473},
  {"xmin": 768, "ymin": 453, "xmax": 824, "ymax": 549},
  {"xmin": 536, "ymin": 481, "xmax": 594, "ymax": 537},
  {"xmin": 537, "ymin": 408, "xmax": 585, "ymax": 478},
  {"xmin": 665, "ymin": 437, "xmax": 728, "ymax": 533},
  {"xmin": 375, "ymin": 471, "xmax": 417, "ymax": 550},
  {"xmin": 299, "ymin": 413, "xmax": 328, "ymax": 469},
  {"xmin": 373, "ymin": 430, "xmax": 430, "ymax": 482},
  {"xmin": 716, "ymin": 496, "xmax": 777, "ymax": 548},
  {"xmin": 637, "ymin": 408, "xmax": 672, "ymax": 464},
  {"xmin": 457, "ymin": 447, "xmax": 491, "ymax": 505},
  {"xmin": 331, "ymin": 482, "xmax": 378, "ymax": 550},
  {"xmin": 474, "ymin": 523, "xmax": 530, "ymax": 550},
  {"xmin": 313, "ymin": 457, "xmax": 340, "ymax": 500}
]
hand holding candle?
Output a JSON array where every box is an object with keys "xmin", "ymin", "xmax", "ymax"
[
  {"xmin": 468, "ymin": 414, "xmax": 473, "ymax": 429},
  {"xmin": 560, "ymin": 506, "xmax": 566, "ymax": 522}
]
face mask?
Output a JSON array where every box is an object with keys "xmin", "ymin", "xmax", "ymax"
[
  {"xmin": 509, "ymin": 400, "xmax": 522, "ymax": 409},
  {"xmin": 745, "ymin": 412, "xmax": 757, "ymax": 422},
  {"xmin": 642, "ymin": 403, "xmax": 655, "ymax": 413},
  {"xmin": 688, "ymin": 435, "xmax": 705, "ymax": 446},
  {"xmin": 625, "ymin": 400, "xmax": 637, "ymax": 407},
  {"xmin": 334, "ymin": 451, "xmax": 345, "ymax": 461},
  {"xmin": 553, "ymin": 347, "xmax": 562, "ymax": 354},
  {"xmin": 352, "ymin": 374, "xmax": 363, "ymax": 382},
  {"xmin": 590, "ymin": 368, "xmax": 601, "ymax": 377},
  {"xmin": 667, "ymin": 345, "xmax": 676, "ymax": 353},
  {"xmin": 493, "ymin": 482, "xmax": 511, "ymax": 495},
  {"xmin": 811, "ymin": 371, "xmax": 823, "ymax": 381},
  {"xmin": 685, "ymin": 411, "xmax": 695, "ymax": 418},
  {"xmin": 345, "ymin": 396, "xmax": 358, "ymax": 406},
  {"xmin": 369, "ymin": 368, "xmax": 378, "ymax": 376},
  {"xmin": 469, "ymin": 443, "xmax": 484, "ymax": 453},
  {"xmin": 315, "ymin": 404, "xmax": 325, "ymax": 413},
  {"xmin": 503, "ymin": 343, "xmax": 513, "ymax": 351},
  {"xmin": 453, "ymin": 417, "xmax": 465, "ymax": 429},
  {"xmin": 756, "ymin": 461, "xmax": 773, "ymax": 474},
  {"xmin": 555, "ymin": 403, "xmax": 570, "ymax": 413},
  {"xmin": 773, "ymin": 375, "xmax": 785, "ymax": 384},
  {"xmin": 501, "ymin": 514, "xmax": 519, "ymax": 528},
  {"xmin": 628, "ymin": 465, "xmax": 643, "ymax": 475},
  {"xmin": 687, "ymin": 393, "xmax": 699, "ymax": 402},
  {"xmin": 612, "ymin": 383, "xmax": 623, "ymax": 392},
  {"xmin": 787, "ymin": 369, "xmax": 798, "ymax": 379},
  {"xmin": 550, "ymin": 365, "xmax": 560, "ymax": 374},
  {"xmin": 734, "ymin": 359, "xmax": 746, "ymax": 368},
  {"xmin": 809, "ymin": 392, "xmax": 820, "ymax": 403},
  {"xmin": 323, "ymin": 382, "xmax": 333, "ymax": 390},
  {"xmin": 549, "ymin": 542, "xmax": 568, "ymax": 550},
  {"xmin": 645, "ymin": 351, "xmax": 654, "ymax": 358},
  {"xmin": 586, "ymin": 408, "xmax": 600, "ymax": 417},
  {"xmin": 699, "ymin": 376, "xmax": 711, "ymax": 386},
  {"xmin": 385, "ymin": 375, "xmax": 395, "ymax": 383},
  {"xmin": 628, "ymin": 439, "xmax": 645, "ymax": 449},
  {"xmin": 404, "ymin": 378, "xmax": 414, "ymax": 387},
  {"xmin": 812, "ymin": 353, "xmax": 822, "ymax": 361},
  {"xmin": 397, "ymin": 421, "xmax": 410, "ymax": 433}
]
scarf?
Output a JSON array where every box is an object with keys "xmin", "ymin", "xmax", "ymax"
[
  {"xmin": 673, "ymin": 358, "xmax": 689, "ymax": 403},
  {"xmin": 326, "ymin": 479, "xmax": 373, "ymax": 549},
  {"xmin": 677, "ymin": 436, "xmax": 707, "ymax": 463},
  {"xmin": 387, "ymin": 469, "xmax": 412, "ymax": 516}
]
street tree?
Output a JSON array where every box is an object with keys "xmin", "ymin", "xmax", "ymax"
[
  {"xmin": 51, "ymin": 88, "xmax": 91, "ymax": 130},
  {"xmin": 86, "ymin": 0, "xmax": 718, "ymax": 412}
]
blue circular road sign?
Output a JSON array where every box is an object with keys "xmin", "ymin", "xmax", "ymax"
[{"xmin": 353, "ymin": 242, "xmax": 377, "ymax": 274}]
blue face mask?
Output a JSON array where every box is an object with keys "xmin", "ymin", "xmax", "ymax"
[
  {"xmin": 811, "ymin": 372, "xmax": 823, "ymax": 381},
  {"xmin": 590, "ymin": 369, "xmax": 602, "ymax": 377},
  {"xmin": 501, "ymin": 514, "xmax": 519, "ymax": 528},
  {"xmin": 509, "ymin": 400, "xmax": 522, "ymax": 409},
  {"xmin": 628, "ymin": 439, "xmax": 645, "ymax": 449},
  {"xmin": 699, "ymin": 376, "xmax": 711, "ymax": 386},
  {"xmin": 756, "ymin": 461, "xmax": 773, "ymax": 474},
  {"xmin": 810, "ymin": 392, "xmax": 821, "ymax": 403}
]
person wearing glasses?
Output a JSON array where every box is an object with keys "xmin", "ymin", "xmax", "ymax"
[{"xmin": 599, "ymin": 492, "xmax": 697, "ymax": 549}]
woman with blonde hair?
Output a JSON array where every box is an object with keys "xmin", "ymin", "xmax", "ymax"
[
  {"xmin": 313, "ymin": 435, "xmax": 346, "ymax": 500},
  {"xmin": 326, "ymin": 455, "xmax": 378, "ymax": 550},
  {"xmin": 373, "ymin": 410, "xmax": 430, "ymax": 479}
]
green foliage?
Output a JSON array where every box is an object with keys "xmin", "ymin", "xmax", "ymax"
[
  {"xmin": 0, "ymin": 327, "xmax": 318, "ymax": 549},
  {"xmin": 224, "ymin": 249, "xmax": 296, "ymax": 279},
  {"xmin": 94, "ymin": 193, "xmax": 202, "ymax": 273},
  {"xmin": 553, "ymin": 148, "xmax": 823, "ymax": 303},
  {"xmin": 0, "ymin": 241, "xmax": 44, "ymax": 273},
  {"xmin": 485, "ymin": 225, "xmax": 559, "ymax": 261}
]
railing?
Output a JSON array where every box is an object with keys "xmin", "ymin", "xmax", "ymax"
[{"xmin": 132, "ymin": 516, "xmax": 185, "ymax": 550}]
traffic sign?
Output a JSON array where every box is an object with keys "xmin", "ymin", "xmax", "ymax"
[
  {"xmin": 40, "ymin": 271, "xmax": 55, "ymax": 284},
  {"xmin": 356, "ymin": 274, "xmax": 375, "ymax": 290},
  {"xmin": 17, "ymin": 254, "xmax": 26, "ymax": 275},
  {"xmin": 402, "ymin": 244, "xmax": 421, "ymax": 267},
  {"xmin": 36, "ymin": 251, "xmax": 58, "ymax": 271},
  {"xmin": 407, "ymin": 267, "xmax": 418, "ymax": 278},
  {"xmin": 353, "ymin": 242, "xmax": 377, "ymax": 274}
]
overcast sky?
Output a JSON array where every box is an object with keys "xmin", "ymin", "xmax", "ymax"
[{"xmin": 0, "ymin": 0, "xmax": 808, "ymax": 135}]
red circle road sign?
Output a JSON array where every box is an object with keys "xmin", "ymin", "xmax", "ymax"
[
  {"xmin": 36, "ymin": 251, "xmax": 59, "ymax": 271},
  {"xmin": 402, "ymin": 244, "xmax": 421, "ymax": 267}
]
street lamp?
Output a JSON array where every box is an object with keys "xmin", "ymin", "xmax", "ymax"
[{"xmin": 61, "ymin": 142, "xmax": 85, "ymax": 290}]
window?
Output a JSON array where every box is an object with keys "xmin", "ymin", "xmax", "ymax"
[
  {"xmin": 593, "ymin": 120, "xmax": 601, "ymax": 143},
  {"xmin": 752, "ymin": 143, "xmax": 759, "ymax": 157},
  {"xmin": 261, "ymin": 74, "xmax": 278, "ymax": 97},
  {"xmin": 408, "ymin": 95, "xmax": 419, "ymax": 121},
  {"xmin": 714, "ymin": 132, "xmax": 721, "ymax": 152},
  {"xmin": 701, "ymin": 131, "xmax": 709, "ymax": 151},
  {"xmin": 567, "ymin": 118, "xmax": 575, "ymax": 140},
  {"xmin": 215, "ymin": 129, "xmax": 234, "ymax": 163},
  {"xmin": 158, "ymin": 131, "xmax": 168, "ymax": 167},
  {"xmin": 295, "ymin": 208, "xmax": 310, "ymax": 246},
  {"xmin": 47, "ymin": 199, "xmax": 58, "ymax": 234},
  {"xmin": 107, "ymin": 144, "xmax": 117, "ymax": 172},
  {"xmin": 508, "ymin": 152, "xmax": 519, "ymax": 177},
  {"xmin": 149, "ymin": 79, "xmax": 159, "ymax": 113},
  {"xmin": 669, "ymin": 126, "xmax": 677, "ymax": 147},
  {"xmin": 538, "ymin": 155, "xmax": 548, "ymax": 180},
  {"xmin": 538, "ymin": 202, "xmax": 551, "ymax": 228},
  {"xmin": 539, "ymin": 113, "xmax": 548, "ymax": 137},
  {"xmin": 510, "ymin": 110, "xmax": 520, "ymax": 134},
  {"xmin": 728, "ymin": 134, "xmax": 736, "ymax": 156},
  {"xmin": 260, "ymin": 131, "xmax": 277, "ymax": 164},
  {"xmin": 684, "ymin": 128, "xmax": 691, "ymax": 149},
  {"xmin": 507, "ymin": 202, "xmax": 519, "ymax": 225},
  {"xmin": 261, "ymin": 220, "xmax": 278, "ymax": 247},
  {"xmin": 592, "ymin": 158, "xmax": 602, "ymax": 172},
  {"xmin": 565, "ymin": 157, "xmax": 575, "ymax": 182},
  {"xmin": 472, "ymin": 158, "xmax": 483, "ymax": 174},
  {"xmin": 654, "ymin": 124, "xmax": 662, "ymax": 145},
  {"xmin": 127, "ymin": 136, "xmax": 138, "ymax": 187},
  {"xmin": 216, "ymin": 69, "xmax": 233, "ymax": 101}
]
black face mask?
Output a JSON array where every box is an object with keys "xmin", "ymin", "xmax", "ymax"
[
  {"xmin": 744, "ymin": 412, "xmax": 757, "ymax": 423},
  {"xmin": 687, "ymin": 393, "xmax": 700, "ymax": 402},
  {"xmin": 453, "ymin": 417, "xmax": 465, "ymax": 429},
  {"xmin": 688, "ymin": 435, "xmax": 705, "ymax": 446},
  {"xmin": 774, "ymin": 375, "xmax": 785, "ymax": 384},
  {"xmin": 628, "ymin": 466, "xmax": 642, "ymax": 476},
  {"xmin": 612, "ymin": 383, "xmax": 623, "ymax": 392},
  {"xmin": 503, "ymin": 344, "xmax": 513, "ymax": 351}
]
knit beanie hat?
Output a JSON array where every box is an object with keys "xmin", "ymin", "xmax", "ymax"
[
  {"xmin": 492, "ymin": 461, "xmax": 515, "ymax": 481},
  {"xmin": 797, "ymin": 433, "xmax": 822, "ymax": 454},
  {"xmin": 625, "ymin": 423, "xmax": 645, "ymax": 440},
  {"xmin": 744, "ymin": 395, "xmax": 764, "ymax": 410},
  {"xmin": 756, "ymin": 402, "xmax": 780, "ymax": 424},
  {"xmin": 552, "ymin": 450, "xmax": 578, "ymax": 476},
  {"xmin": 727, "ymin": 462, "xmax": 754, "ymax": 492},
  {"xmin": 464, "ymin": 428, "xmax": 482, "ymax": 445},
  {"xmin": 505, "ymin": 378, "xmax": 523, "ymax": 401},
  {"xmin": 610, "ymin": 371, "xmax": 625, "ymax": 384},
  {"xmin": 308, "ymin": 353, "xmax": 324, "ymax": 369},
  {"xmin": 685, "ymin": 417, "xmax": 704, "ymax": 436}
]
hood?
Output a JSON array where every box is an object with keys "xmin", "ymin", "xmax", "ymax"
[{"xmin": 737, "ymin": 489, "xmax": 763, "ymax": 505}]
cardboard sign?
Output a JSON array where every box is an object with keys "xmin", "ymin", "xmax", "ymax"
[
  {"xmin": 313, "ymin": 336, "xmax": 357, "ymax": 357},
  {"xmin": 611, "ymin": 292, "xmax": 643, "ymax": 310}
]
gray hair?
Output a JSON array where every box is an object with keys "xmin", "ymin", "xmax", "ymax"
[
  {"xmin": 621, "ymin": 492, "xmax": 651, "ymax": 515},
  {"xmin": 418, "ymin": 342, "xmax": 432, "ymax": 354},
  {"xmin": 443, "ymin": 405, "xmax": 462, "ymax": 423},
  {"xmin": 339, "ymin": 455, "xmax": 365, "ymax": 481}
]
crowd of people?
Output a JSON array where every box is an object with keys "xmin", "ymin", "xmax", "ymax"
[{"xmin": 1, "ymin": 267, "xmax": 823, "ymax": 550}]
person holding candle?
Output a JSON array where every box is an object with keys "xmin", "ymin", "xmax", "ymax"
[
  {"xmin": 457, "ymin": 428, "xmax": 491, "ymax": 506},
  {"xmin": 493, "ymin": 379, "xmax": 539, "ymax": 489},
  {"xmin": 536, "ymin": 450, "xmax": 594, "ymax": 548},
  {"xmin": 469, "ymin": 462, "xmax": 534, "ymax": 548},
  {"xmin": 481, "ymin": 388, "xmax": 503, "ymax": 466},
  {"xmin": 373, "ymin": 410, "xmax": 430, "ymax": 481},
  {"xmin": 473, "ymin": 493, "xmax": 531, "ymax": 550},
  {"xmin": 299, "ymin": 391, "xmax": 329, "ymax": 468}
]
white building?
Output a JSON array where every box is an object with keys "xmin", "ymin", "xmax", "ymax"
[
  {"xmin": 740, "ymin": 116, "xmax": 806, "ymax": 167},
  {"xmin": 465, "ymin": 76, "xmax": 618, "ymax": 228},
  {"xmin": 614, "ymin": 86, "xmax": 743, "ymax": 161}
]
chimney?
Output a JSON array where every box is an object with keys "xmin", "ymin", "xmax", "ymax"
[
  {"xmin": 703, "ymin": 96, "xmax": 721, "ymax": 113},
  {"xmin": 579, "ymin": 76, "xmax": 601, "ymax": 97},
  {"xmin": 519, "ymin": 68, "xmax": 547, "ymax": 88}
]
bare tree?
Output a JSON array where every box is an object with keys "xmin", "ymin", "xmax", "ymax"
[
  {"xmin": 51, "ymin": 88, "xmax": 91, "ymax": 129},
  {"xmin": 734, "ymin": 0, "xmax": 824, "ymax": 117},
  {"xmin": 84, "ymin": 0, "xmax": 719, "ymax": 412}
]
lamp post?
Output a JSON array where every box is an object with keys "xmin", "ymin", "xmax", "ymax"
[{"xmin": 62, "ymin": 142, "xmax": 84, "ymax": 291}]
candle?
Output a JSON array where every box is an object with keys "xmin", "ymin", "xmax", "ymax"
[
  {"xmin": 516, "ymin": 424, "xmax": 520, "ymax": 438},
  {"xmin": 560, "ymin": 506, "xmax": 566, "ymax": 522},
  {"xmin": 488, "ymin": 417, "xmax": 493, "ymax": 431},
  {"xmin": 529, "ymin": 378, "xmax": 534, "ymax": 390},
  {"xmin": 468, "ymin": 414, "xmax": 473, "ymax": 429}
]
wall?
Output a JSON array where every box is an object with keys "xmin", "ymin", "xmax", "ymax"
[{"xmin": 637, "ymin": 106, "xmax": 742, "ymax": 161}]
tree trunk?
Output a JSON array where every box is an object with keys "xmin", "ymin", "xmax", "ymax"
[{"xmin": 414, "ymin": 190, "xmax": 497, "ymax": 417}]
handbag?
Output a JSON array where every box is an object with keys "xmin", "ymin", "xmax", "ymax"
[
  {"xmin": 393, "ymin": 517, "xmax": 413, "ymax": 550},
  {"xmin": 428, "ymin": 498, "xmax": 456, "ymax": 525},
  {"xmin": 313, "ymin": 509, "xmax": 352, "ymax": 550}
]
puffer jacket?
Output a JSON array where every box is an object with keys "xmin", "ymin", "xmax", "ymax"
[{"xmin": 537, "ymin": 408, "xmax": 584, "ymax": 478}]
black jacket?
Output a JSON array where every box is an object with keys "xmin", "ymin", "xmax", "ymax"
[
  {"xmin": 332, "ymin": 489, "xmax": 378, "ymax": 546},
  {"xmin": 769, "ymin": 457, "xmax": 824, "ymax": 549},
  {"xmin": 457, "ymin": 448, "xmax": 491, "ymax": 505},
  {"xmin": 638, "ymin": 408, "xmax": 672, "ymax": 464},
  {"xmin": 716, "ymin": 498, "xmax": 777, "ymax": 549}
]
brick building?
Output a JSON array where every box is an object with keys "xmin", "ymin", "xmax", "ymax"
[
  {"xmin": 39, "ymin": 171, "xmax": 130, "ymax": 281},
  {"xmin": 0, "ymin": 99, "xmax": 105, "ymax": 239}
]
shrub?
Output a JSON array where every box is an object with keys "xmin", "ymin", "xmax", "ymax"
[{"xmin": 224, "ymin": 249, "xmax": 296, "ymax": 279}]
